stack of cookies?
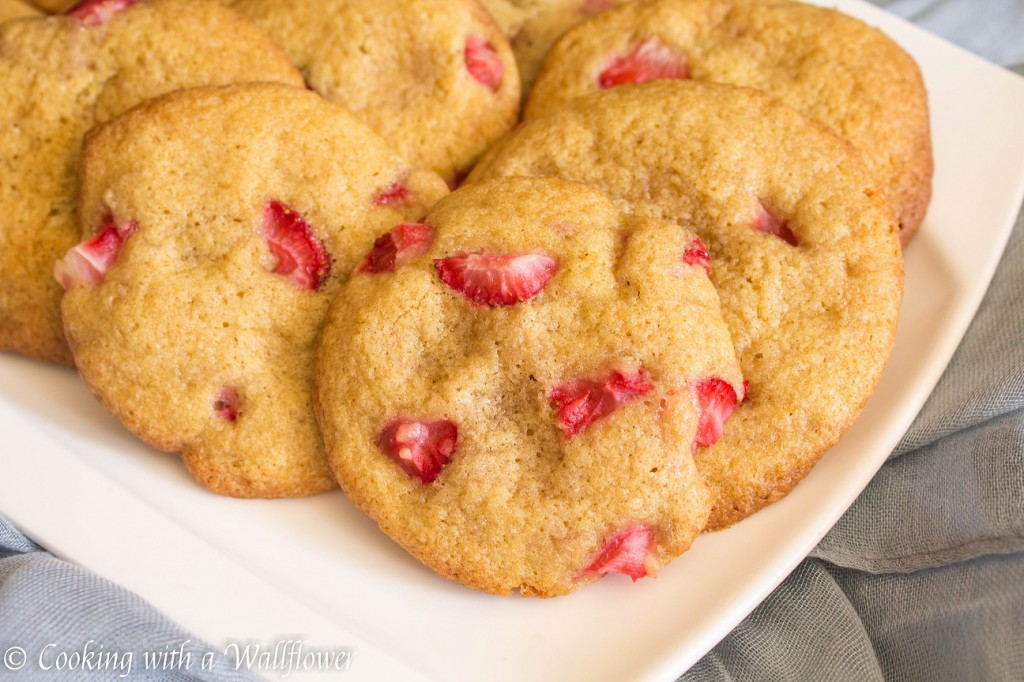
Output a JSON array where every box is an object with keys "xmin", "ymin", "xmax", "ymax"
[{"xmin": 1, "ymin": 0, "xmax": 925, "ymax": 597}]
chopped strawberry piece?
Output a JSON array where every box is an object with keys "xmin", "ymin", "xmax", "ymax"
[
  {"xmin": 261, "ymin": 200, "xmax": 331, "ymax": 291},
  {"xmin": 753, "ymin": 201, "xmax": 799, "ymax": 246},
  {"xmin": 373, "ymin": 181, "xmax": 412, "ymax": 207},
  {"xmin": 435, "ymin": 252, "xmax": 558, "ymax": 306},
  {"xmin": 53, "ymin": 214, "xmax": 136, "ymax": 289},
  {"xmin": 65, "ymin": 0, "xmax": 137, "ymax": 26},
  {"xmin": 550, "ymin": 367, "xmax": 653, "ymax": 438},
  {"xmin": 359, "ymin": 222, "xmax": 434, "ymax": 274},
  {"xmin": 683, "ymin": 237, "xmax": 711, "ymax": 273},
  {"xmin": 580, "ymin": 524, "xmax": 655, "ymax": 581},
  {"xmin": 598, "ymin": 37, "xmax": 689, "ymax": 89},
  {"xmin": 213, "ymin": 387, "xmax": 239, "ymax": 422},
  {"xmin": 378, "ymin": 417, "xmax": 459, "ymax": 484},
  {"xmin": 694, "ymin": 377, "xmax": 740, "ymax": 449},
  {"xmin": 465, "ymin": 36, "xmax": 504, "ymax": 92}
]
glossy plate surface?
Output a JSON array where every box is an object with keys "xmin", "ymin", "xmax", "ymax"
[{"xmin": 3, "ymin": 1, "xmax": 1024, "ymax": 679}]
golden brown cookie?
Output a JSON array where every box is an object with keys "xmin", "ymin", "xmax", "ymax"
[
  {"xmin": 472, "ymin": 81, "xmax": 903, "ymax": 530},
  {"xmin": 59, "ymin": 83, "xmax": 448, "ymax": 497},
  {"xmin": 231, "ymin": 0, "xmax": 520, "ymax": 185},
  {"xmin": 0, "ymin": 0, "xmax": 303, "ymax": 365},
  {"xmin": 524, "ymin": 0, "xmax": 932, "ymax": 244},
  {"xmin": 315, "ymin": 176, "xmax": 744, "ymax": 595}
]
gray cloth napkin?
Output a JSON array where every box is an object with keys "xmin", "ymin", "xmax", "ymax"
[{"xmin": 2, "ymin": 1, "xmax": 1023, "ymax": 681}]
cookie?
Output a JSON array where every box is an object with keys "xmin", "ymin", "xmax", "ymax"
[
  {"xmin": 524, "ymin": 0, "xmax": 933, "ymax": 244},
  {"xmin": 472, "ymin": 81, "xmax": 903, "ymax": 530},
  {"xmin": 315, "ymin": 175, "xmax": 745, "ymax": 596},
  {"xmin": 59, "ymin": 83, "xmax": 449, "ymax": 498},
  {"xmin": 0, "ymin": 0, "xmax": 40, "ymax": 22},
  {"xmin": 480, "ymin": 0, "xmax": 632, "ymax": 95},
  {"xmin": 0, "ymin": 0, "xmax": 303, "ymax": 365},
  {"xmin": 230, "ymin": 0, "xmax": 520, "ymax": 185}
]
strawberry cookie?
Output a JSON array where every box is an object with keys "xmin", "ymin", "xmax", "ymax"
[
  {"xmin": 524, "ymin": 0, "xmax": 933, "ymax": 244},
  {"xmin": 472, "ymin": 81, "xmax": 903, "ymax": 530},
  {"xmin": 0, "ymin": 0, "xmax": 40, "ymax": 21},
  {"xmin": 231, "ymin": 0, "xmax": 520, "ymax": 185},
  {"xmin": 315, "ymin": 176, "xmax": 744, "ymax": 596},
  {"xmin": 0, "ymin": 0, "xmax": 303, "ymax": 365},
  {"xmin": 59, "ymin": 83, "xmax": 449, "ymax": 497}
]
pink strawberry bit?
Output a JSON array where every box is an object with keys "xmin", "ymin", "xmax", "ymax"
[
  {"xmin": 378, "ymin": 417, "xmax": 459, "ymax": 484},
  {"xmin": 53, "ymin": 214, "xmax": 136, "ymax": 289},
  {"xmin": 550, "ymin": 367, "xmax": 654, "ymax": 438},
  {"xmin": 753, "ymin": 201, "xmax": 799, "ymax": 246},
  {"xmin": 682, "ymin": 237, "xmax": 711, "ymax": 273},
  {"xmin": 598, "ymin": 37, "xmax": 689, "ymax": 89},
  {"xmin": 435, "ymin": 251, "xmax": 558, "ymax": 307},
  {"xmin": 261, "ymin": 200, "xmax": 331, "ymax": 291},
  {"xmin": 213, "ymin": 387, "xmax": 239, "ymax": 422},
  {"xmin": 465, "ymin": 36, "xmax": 504, "ymax": 92},
  {"xmin": 65, "ymin": 0, "xmax": 137, "ymax": 26},
  {"xmin": 580, "ymin": 524, "xmax": 656, "ymax": 581},
  {"xmin": 693, "ymin": 377, "xmax": 740, "ymax": 449},
  {"xmin": 373, "ymin": 181, "xmax": 412, "ymax": 207},
  {"xmin": 359, "ymin": 222, "xmax": 434, "ymax": 274}
]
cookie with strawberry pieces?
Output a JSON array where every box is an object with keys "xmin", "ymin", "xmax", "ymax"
[
  {"xmin": 230, "ymin": 0, "xmax": 520, "ymax": 186},
  {"xmin": 0, "ymin": 0, "xmax": 304, "ymax": 365},
  {"xmin": 315, "ymin": 176, "xmax": 745, "ymax": 596},
  {"xmin": 524, "ymin": 0, "xmax": 932, "ymax": 245},
  {"xmin": 471, "ymin": 81, "xmax": 903, "ymax": 530},
  {"xmin": 59, "ymin": 83, "xmax": 449, "ymax": 497}
]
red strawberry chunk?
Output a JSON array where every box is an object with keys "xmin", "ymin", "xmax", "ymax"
[
  {"xmin": 465, "ymin": 36, "xmax": 504, "ymax": 92},
  {"xmin": 359, "ymin": 222, "xmax": 434, "ymax": 274},
  {"xmin": 435, "ymin": 252, "xmax": 558, "ymax": 306},
  {"xmin": 261, "ymin": 200, "xmax": 331, "ymax": 291},
  {"xmin": 683, "ymin": 237, "xmax": 711, "ymax": 273},
  {"xmin": 378, "ymin": 417, "xmax": 459, "ymax": 484},
  {"xmin": 213, "ymin": 387, "xmax": 239, "ymax": 422},
  {"xmin": 580, "ymin": 524, "xmax": 655, "ymax": 581},
  {"xmin": 694, "ymin": 377, "xmax": 740, "ymax": 449},
  {"xmin": 753, "ymin": 201, "xmax": 799, "ymax": 246},
  {"xmin": 598, "ymin": 37, "xmax": 689, "ymax": 89},
  {"xmin": 65, "ymin": 0, "xmax": 137, "ymax": 26},
  {"xmin": 373, "ymin": 181, "xmax": 411, "ymax": 207},
  {"xmin": 53, "ymin": 215, "xmax": 136, "ymax": 289},
  {"xmin": 550, "ymin": 367, "xmax": 653, "ymax": 438}
]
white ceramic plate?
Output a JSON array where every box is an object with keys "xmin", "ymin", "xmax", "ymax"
[{"xmin": 3, "ymin": 2, "xmax": 1024, "ymax": 680}]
